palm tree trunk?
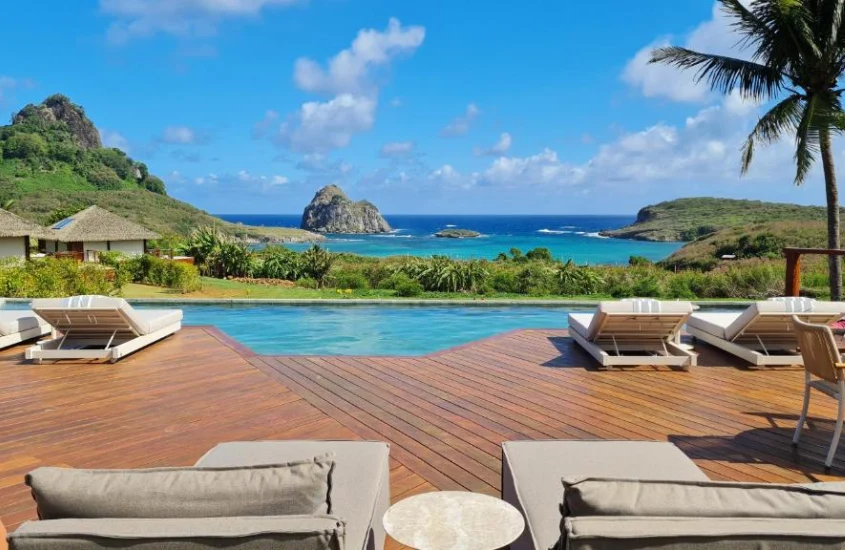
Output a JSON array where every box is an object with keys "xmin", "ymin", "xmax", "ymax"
[{"xmin": 820, "ymin": 128, "xmax": 842, "ymax": 301}]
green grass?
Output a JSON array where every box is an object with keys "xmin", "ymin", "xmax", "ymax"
[{"xmin": 122, "ymin": 277, "xmax": 617, "ymax": 301}]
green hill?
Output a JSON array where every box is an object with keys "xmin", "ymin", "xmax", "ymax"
[
  {"xmin": 601, "ymin": 197, "xmax": 833, "ymax": 242},
  {"xmin": 0, "ymin": 94, "xmax": 318, "ymax": 243}
]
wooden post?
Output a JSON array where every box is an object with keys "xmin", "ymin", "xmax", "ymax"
[
  {"xmin": 24, "ymin": 235, "xmax": 30, "ymax": 261},
  {"xmin": 785, "ymin": 249, "xmax": 802, "ymax": 297}
]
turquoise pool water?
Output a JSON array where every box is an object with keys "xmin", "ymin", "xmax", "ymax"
[
  {"xmin": 7, "ymin": 302, "xmax": 588, "ymax": 356},
  {"xmin": 168, "ymin": 303, "xmax": 587, "ymax": 355}
]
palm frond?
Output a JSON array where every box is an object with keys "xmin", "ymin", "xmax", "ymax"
[
  {"xmin": 719, "ymin": 0, "xmax": 776, "ymax": 54},
  {"xmin": 821, "ymin": 0, "xmax": 845, "ymax": 50},
  {"xmin": 757, "ymin": 0, "xmax": 823, "ymax": 62},
  {"xmin": 650, "ymin": 47, "xmax": 784, "ymax": 99},
  {"xmin": 741, "ymin": 93, "xmax": 805, "ymax": 173},
  {"xmin": 794, "ymin": 94, "xmax": 822, "ymax": 184}
]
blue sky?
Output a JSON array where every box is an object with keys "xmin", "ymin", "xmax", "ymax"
[{"xmin": 0, "ymin": 0, "xmax": 833, "ymax": 214}]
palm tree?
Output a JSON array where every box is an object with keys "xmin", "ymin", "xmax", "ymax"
[{"xmin": 650, "ymin": 0, "xmax": 845, "ymax": 299}]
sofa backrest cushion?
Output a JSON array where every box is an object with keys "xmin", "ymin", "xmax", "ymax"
[
  {"xmin": 565, "ymin": 516, "xmax": 845, "ymax": 550},
  {"xmin": 26, "ymin": 455, "xmax": 334, "ymax": 519},
  {"xmin": 562, "ymin": 477, "xmax": 845, "ymax": 519},
  {"xmin": 8, "ymin": 515, "xmax": 345, "ymax": 550}
]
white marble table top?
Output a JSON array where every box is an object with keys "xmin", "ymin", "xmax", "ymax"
[{"xmin": 383, "ymin": 491, "xmax": 525, "ymax": 550}]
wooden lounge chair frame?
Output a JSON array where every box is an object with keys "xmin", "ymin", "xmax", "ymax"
[
  {"xmin": 25, "ymin": 306, "xmax": 180, "ymax": 364},
  {"xmin": 688, "ymin": 311, "xmax": 843, "ymax": 366},
  {"xmin": 571, "ymin": 312, "xmax": 696, "ymax": 370}
]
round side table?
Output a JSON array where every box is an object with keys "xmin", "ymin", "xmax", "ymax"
[{"xmin": 383, "ymin": 491, "xmax": 525, "ymax": 550}]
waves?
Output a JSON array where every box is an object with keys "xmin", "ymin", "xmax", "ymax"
[
  {"xmin": 585, "ymin": 232, "xmax": 609, "ymax": 239},
  {"xmin": 537, "ymin": 229, "xmax": 570, "ymax": 234}
]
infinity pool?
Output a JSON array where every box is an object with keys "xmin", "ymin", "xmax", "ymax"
[{"xmin": 8, "ymin": 302, "xmax": 589, "ymax": 356}]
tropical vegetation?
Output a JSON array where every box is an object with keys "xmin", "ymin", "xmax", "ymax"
[{"xmin": 650, "ymin": 0, "xmax": 845, "ymax": 299}]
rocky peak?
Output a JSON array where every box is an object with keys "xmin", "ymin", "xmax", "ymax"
[
  {"xmin": 301, "ymin": 185, "xmax": 391, "ymax": 234},
  {"xmin": 13, "ymin": 94, "xmax": 102, "ymax": 149}
]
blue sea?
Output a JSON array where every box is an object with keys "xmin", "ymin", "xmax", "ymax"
[{"xmin": 218, "ymin": 214, "xmax": 682, "ymax": 264}]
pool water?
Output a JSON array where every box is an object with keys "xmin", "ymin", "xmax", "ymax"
[{"xmin": 7, "ymin": 302, "xmax": 588, "ymax": 356}]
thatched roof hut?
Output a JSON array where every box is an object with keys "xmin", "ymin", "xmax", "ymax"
[
  {"xmin": 47, "ymin": 206, "xmax": 159, "ymax": 242},
  {"xmin": 0, "ymin": 209, "xmax": 48, "ymax": 239}
]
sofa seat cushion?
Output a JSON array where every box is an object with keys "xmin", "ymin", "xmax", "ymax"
[
  {"xmin": 195, "ymin": 441, "xmax": 390, "ymax": 550},
  {"xmin": 563, "ymin": 478, "xmax": 845, "ymax": 519},
  {"xmin": 0, "ymin": 311, "xmax": 46, "ymax": 336},
  {"xmin": 501, "ymin": 441, "xmax": 708, "ymax": 550},
  {"xmin": 26, "ymin": 455, "xmax": 334, "ymax": 519},
  {"xmin": 565, "ymin": 516, "xmax": 845, "ymax": 550},
  {"xmin": 8, "ymin": 515, "xmax": 345, "ymax": 550}
]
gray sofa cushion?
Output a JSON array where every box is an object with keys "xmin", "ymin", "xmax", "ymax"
[
  {"xmin": 563, "ymin": 478, "xmax": 845, "ymax": 519},
  {"xmin": 501, "ymin": 441, "xmax": 708, "ymax": 550},
  {"xmin": 26, "ymin": 455, "xmax": 334, "ymax": 520},
  {"xmin": 8, "ymin": 515, "xmax": 345, "ymax": 550},
  {"xmin": 195, "ymin": 441, "xmax": 390, "ymax": 550},
  {"xmin": 565, "ymin": 516, "xmax": 845, "ymax": 550}
]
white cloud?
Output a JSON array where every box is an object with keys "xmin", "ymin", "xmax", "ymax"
[
  {"xmin": 100, "ymin": 0, "xmax": 301, "ymax": 44},
  {"xmin": 192, "ymin": 170, "xmax": 288, "ymax": 190},
  {"xmin": 441, "ymin": 103, "xmax": 480, "ymax": 137},
  {"xmin": 0, "ymin": 76, "xmax": 35, "ymax": 103},
  {"xmin": 294, "ymin": 18, "xmax": 425, "ymax": 95},
  {"xmin": 380, "ymin": 141, "xmax": 415, "ymax": 158},
  {"xmin": 253, "ymin": 109, "xmax": 279, "ymax": 138},
  {"xmin": 428, "ymin": 164, "xmax": 471, "ymax": 188},
  {"xmin": 479, "ymin": 148, "xmax": 580, "ymax": 188},
  {"xmin": 160, "ymin": 125, "xmax": 202, "ymax": 144},
  {"xmin": 99, "ymin": 129, "xmax": 131, "ymax": 153},
  {"xmin": 622, "ymin": 2, "xmax": 751, "ymax": 103},
  {"xmin": 474, "ymin": 132, "xmax": 512, "ymax": 156},
  {"xmin": 271, "ymin": 175, "xmax": 289, "ymax": 186},
  {"xmin": 278, "ymin": 94, "xmax": 376, "ymax": 153}
]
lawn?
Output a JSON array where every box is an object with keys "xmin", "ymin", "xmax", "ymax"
[{"xmin": 121, "ymin": 277, "xmax": 615, "ymax": 301}]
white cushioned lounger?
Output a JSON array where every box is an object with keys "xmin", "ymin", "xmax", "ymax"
[
  {"xmin": 25, "ymin": 295, "xmax": 182, "ymax": 364},
  {"xmin": 0, "ymin": 300, "xmax": 51, "ymax": 350},
  {"xmin": 567, "ymin": 299, "xmax": 696, "ymax": 370},
  {"xmin": 686, "ymin": 298, "xmax": 845, "ymax": 366}
]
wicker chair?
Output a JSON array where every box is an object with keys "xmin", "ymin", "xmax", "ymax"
[{"xmin": 792, "ymin": 315, "xmax": 845, "ymax": 468}]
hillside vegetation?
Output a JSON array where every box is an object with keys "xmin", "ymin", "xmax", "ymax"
[
  {"xmin": 0, "ymin": 94, "xmax": 318, "ymax": 243},
  {"xmin": 602, "ymin": 197, "xmax": 833, "ymax": 242}
]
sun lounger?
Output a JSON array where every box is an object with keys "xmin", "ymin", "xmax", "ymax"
[
  {"xmin": 25, "ymin": 295, "xmax": 182, "ymax": 363},
  {"xmin": 0, "ymin": 304, "xmax": 50, "ymax": 349},
  {"xmin": 686, "ymin": 298, "xmax": 845, "ymax": 366},
  {"xmin": 568, "ymin": 299, "xmax": 696, "ymax": 369}
]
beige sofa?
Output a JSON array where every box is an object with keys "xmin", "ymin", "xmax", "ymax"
[
  {"xmin": 503, "ymin": 440, "xmax": 845, "ymax": 550},
  {"xmin": 8, "ymin": 440, "xmax": 390, "ymax": 550}
]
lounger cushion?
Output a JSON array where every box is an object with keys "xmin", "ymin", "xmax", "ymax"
[
  {"xmin": 195, "ymin": 441, "xmax": 390, "ymax": 550},
  {"xmin": 686, "ymin": 312, "xmax": 739, "ymax": 339},
  {"xmin": 568, "ymin": 313, "xmax": 592, "ymax": 339},
  {"xmin": 8, "ymin": 516, "xmax": 345, "ymax": 550},
  {"xmin": 564, "ymin": 516, "xmax": 845, "ymax": 550},
  {"xmin": 129, "ymin": 309, "xmax": 183, "ymax": 334},
  {"xmin": 582, "ymin": 301, "xmax": 693, "ymax": 340},
  {"xmin": 501, "ymin": 441, "xmax": 708, "ymax": 550},
  {"xmin": 563, "ymin": 478, "xmax": 845, "ymax": 519},
  {"xmin": 26, "ymin": 455, "xmax": 334, "ymax": 519},
  {"xmin": 0, "ymin": 311, "xmax": 46, "ymax": 336}
]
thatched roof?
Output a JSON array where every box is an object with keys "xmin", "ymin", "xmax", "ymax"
[
  {"xmin": 0, "ymin": 209, "xmax": 48, "ymax": 239},
  {"xmin": 47, "ymin": 206, "xmax": 159, "ymax": 242}
]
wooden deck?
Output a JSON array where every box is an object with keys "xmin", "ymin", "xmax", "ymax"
[{"xmin": 3, "ymin": 325, "xmax": 845, "ymax": 542}]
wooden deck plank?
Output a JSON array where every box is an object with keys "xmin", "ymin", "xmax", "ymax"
[{"xmin": 3, "ymin": 323, "xmax": 845, "ymax": 537}]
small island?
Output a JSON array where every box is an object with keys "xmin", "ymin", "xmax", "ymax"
[
  {"xmin": 435, "ymin": 228, "xmax": 480, "ymax": 239},
  {"xmin": 301, "ymin": 185, "xmax": 392, "ymax": 234}
]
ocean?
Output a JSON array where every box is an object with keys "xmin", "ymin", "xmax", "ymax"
[{"xmin": 218, "ymin": 214, "xmax": 682, "ymax": 264}]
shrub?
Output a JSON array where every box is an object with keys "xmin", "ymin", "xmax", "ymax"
[
  {"xmin": 85, "ymin": 164, "xmax": 124, "ymax": 190},
  {"xmin": 0, "ymin": 258, "xmax": 117, "ymax": 297},
  {"xmin": 331, "ymin": 270, "xmax": 369, "ymax": 289},
  {"xmin": 490, "ymin": 271, "xmax": 519, "ymax": 293},
  {"xmin": 3, "ymin": 133, "xmax": 48, "ymax": 159},
  {"xmin": 143, "ymin": 175, "xmax": 166, "ymax": 195},
  {"xmin": 629, "ymin": 255, "xmax": 652, "ymax": 267},
  {"xmin": 94, "ymin": 148, "xmax": 135, "ymax": 180},
  {"xmin": 300, "ymin": 245, "xmax": 337, "ymax": 288},
  {"xmin": 394, "ymin": 277, "xmax": 423, "ymax": 297},
  {"xmin": 525, "ymin": 247, "xmax": 553, "ymax": 262},
  {"xmin": 257, "ymin": 246, "xmax": 301, "ymax": 280},
  {"xmin": 123, "ymin": 254, "xmax": 201, "ymax": 293},
  {"xmin": 296, "ymin": 277, "xmax": 318, "ymax": 289}
]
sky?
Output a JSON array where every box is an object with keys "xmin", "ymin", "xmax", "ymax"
[{"xmin": 0, "ymin": 0, "xmax": 837, "ymax": 215}]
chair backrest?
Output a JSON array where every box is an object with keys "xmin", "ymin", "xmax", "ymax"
[
  {"xmin": 586, "ymin": 300, "xmax": 693, "ymax": 342},
  {"xmin": 30, "ymin": 295, "xmax": 144, "ymax": 337},
  {"xmin": 726, "ymin": 300, "xmax": 845, "ymax": 342},
  {"xmin": 793, "ymin": 315, "xmax": 842, "ymax": 383}
]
